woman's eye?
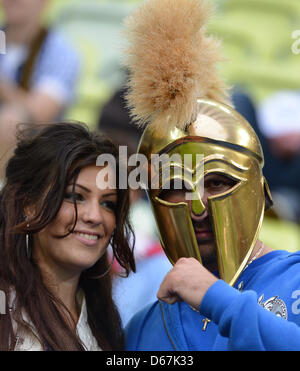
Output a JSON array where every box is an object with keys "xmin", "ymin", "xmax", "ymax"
[
  {"xmin": 64, "ymin": 192, "xmax": 84, "ymax": 202},
  {"xmin": 101, "ymin": 200, "xmax": 117, "ymax": 213}
]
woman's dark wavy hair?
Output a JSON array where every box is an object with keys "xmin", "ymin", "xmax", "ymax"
[{"xmin": 0, "ymin": 122, "xmax": 135, "ymax": 350}]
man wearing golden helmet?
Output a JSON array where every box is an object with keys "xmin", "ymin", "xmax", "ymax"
[{"xmin": 123, "ymin": 0, "xmax": 300, "ymax": 351}]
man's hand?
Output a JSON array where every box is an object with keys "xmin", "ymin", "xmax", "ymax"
[{"xmin": 157, "ymin": 257, "xmax": 218, "ymax": 310}]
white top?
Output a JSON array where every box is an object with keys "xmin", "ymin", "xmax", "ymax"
[{"xmin": 11, "ymin": 292, "xmax": 101, "ymax": 351}]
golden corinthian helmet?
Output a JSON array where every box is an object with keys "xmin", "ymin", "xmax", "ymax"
[{"xmin": 123, "ymin": 0, "xmax": 272, "ymax": 285}]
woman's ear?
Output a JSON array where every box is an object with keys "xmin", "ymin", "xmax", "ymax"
[{"xmin": 24, "ymin": 204, "xmax": 36, "ymax": 221}]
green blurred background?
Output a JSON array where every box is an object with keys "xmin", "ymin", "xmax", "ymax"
[
  {"xmin": 2, "ymin": 0, "xmax": 299, "ymax": 128},
  {"xmin": 54, "ymin": 0, "xmax": 300, "ymax": 128}
]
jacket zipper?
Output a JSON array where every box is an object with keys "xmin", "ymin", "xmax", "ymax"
[{"xmin": 159, "ymin": 301, "xmax": 177, "ymax": 351}]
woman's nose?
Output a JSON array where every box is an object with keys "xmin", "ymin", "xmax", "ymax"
[{"xmin": 81, "ymin": 202, "xmax": 104, "ymax": 225}]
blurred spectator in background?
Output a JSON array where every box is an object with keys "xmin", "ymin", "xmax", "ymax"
[
  {"xmin": 233, "ymin": 89, "xmax": 300, "ymax": 223},
  {"xmin": 258, "ymin": 91, "xmax": 300, "ymax": 161},
  {"xmin": 98, "ymin": 87, "xmax": 143, "ymax": 156},
  {"xmin": 0, "ymin": 0, "xmax": 80, "ymax": 181},
  {"xmin": 258, "ymin": 91, "xmax": 300, "ymax": 219}
]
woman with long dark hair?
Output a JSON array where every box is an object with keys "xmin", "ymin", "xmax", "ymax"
[{"xmin": 0, "ymin": 122, "xmax": 135, "ymax": 350}]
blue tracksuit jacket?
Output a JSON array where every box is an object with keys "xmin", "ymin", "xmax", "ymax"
[{"xmin": 126, "ymin": 250, "xmax": 300, "ymax": 350}]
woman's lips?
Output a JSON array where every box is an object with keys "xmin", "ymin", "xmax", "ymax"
[{"xmin": 72, "ymin": 231, "xmax": 101, "ymax": 247}]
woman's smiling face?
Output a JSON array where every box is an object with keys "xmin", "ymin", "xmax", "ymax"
[{"xmin": 33, "ymin": 165, "xmax": 117, "ymax": 275}]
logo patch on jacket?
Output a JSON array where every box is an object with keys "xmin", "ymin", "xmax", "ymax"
[{"xmin": 258, "ymin": 294, "xmax": 288, "ymax": 320}]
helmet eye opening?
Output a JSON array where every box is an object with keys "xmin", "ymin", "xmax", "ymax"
[{"xmin": 157, "ymin": 172, "xmax": 240, "ymax": 204}]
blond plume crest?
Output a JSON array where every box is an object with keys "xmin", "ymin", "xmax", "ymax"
[{"xmin": 123, "ymin": 0, "xmax": 230, "ymax": 134}]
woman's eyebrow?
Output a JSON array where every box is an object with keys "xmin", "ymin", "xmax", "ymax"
[
  {"xmin": 102, "ymin": 192, "xmax": 118, "ymax": 198},
  {"xmin": 68, "ymin": 183, "xmax": 91, "ymax": 193},
  {"xmin": 68, "ymin": 184, "xmax": 117, "ymax": 196}
]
